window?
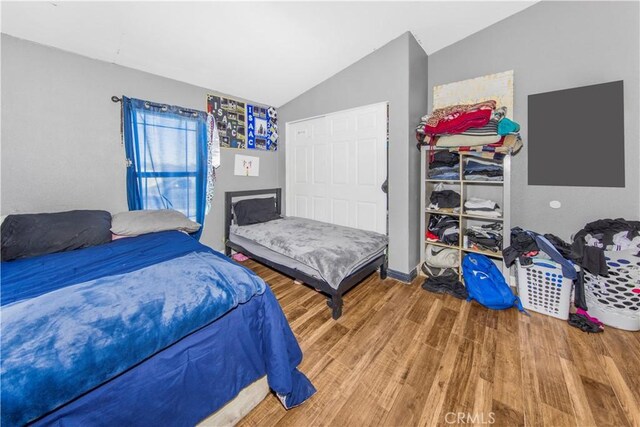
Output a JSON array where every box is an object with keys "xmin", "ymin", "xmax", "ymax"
[{"xmin": 123, "ymin": 97, "xmax": 207, "ymax": 237}]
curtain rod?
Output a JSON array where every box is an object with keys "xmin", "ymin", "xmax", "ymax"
[{"xmin": 111, "ymin": 96, "xmax": 200, "ymax": 117}]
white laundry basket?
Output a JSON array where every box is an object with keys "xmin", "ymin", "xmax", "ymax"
[
  {"xmin": 516, "ymin": 258, "xmax": 573, "ymax": 320},
  {"xmin": 583, "ymin": 249, "xmax": 640, "ymax": 331}
]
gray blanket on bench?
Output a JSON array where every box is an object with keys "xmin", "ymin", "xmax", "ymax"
[{"xmin": 230, "ymin": 217, "xmax": 388, "ymax": 289}]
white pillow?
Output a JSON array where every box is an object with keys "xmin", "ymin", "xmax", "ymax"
[{"xmin": 111, "ymin": 209, "xmax": 200, "ymax": 236}]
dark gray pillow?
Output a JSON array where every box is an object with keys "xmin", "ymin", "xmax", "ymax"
[
  {"xmin": 1, "ymin": 210, "xmax": 112, "ymax": 261},
  {"xmin": 233, "ymin": 197, "xmax": 280, "ymax": 226}
]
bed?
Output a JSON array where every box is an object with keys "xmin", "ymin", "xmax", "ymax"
[
  {"xmin": 0, "ymin": 230, "xmax": 315, "ymax": 426},
  {"xmin": 224, "ymin": 189, "xmax": 389, "ymax": 319}
]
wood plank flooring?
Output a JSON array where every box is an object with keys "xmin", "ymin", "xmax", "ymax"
[{"xmin": 237, "ymin": 260, "xmax": 640, "ymax": 427}]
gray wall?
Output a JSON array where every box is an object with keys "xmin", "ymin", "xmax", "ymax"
[
  {"xmin": 428, "ymin": 1, "xmax": 640, "ymax": 240},
  {"xmin": 408, "ymin": 34, "xmax": 430, "ymax": 276},
  {"xmin": 1, "ymin": 34, "xmax": 280, "ymax": 251},
  {"xmin": 278, "ymin": 32, "xmax": 428, "ymax": 276}
]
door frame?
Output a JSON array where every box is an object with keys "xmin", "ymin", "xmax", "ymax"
[{"xmin": 284, "ymin": 101, "xmax": 389, "ymax": 233}]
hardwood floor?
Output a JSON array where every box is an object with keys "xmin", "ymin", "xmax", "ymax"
[{"xmin": 237, "ymin": 260, "xmax": 640, "ymax": 427}]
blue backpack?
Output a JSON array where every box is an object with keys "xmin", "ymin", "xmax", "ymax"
[{"xmin": 462, "ymin": 253, "xmax": 526, "ymax": 313}]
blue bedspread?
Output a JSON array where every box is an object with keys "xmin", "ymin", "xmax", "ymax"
[{"xmin": 1, "ymin": 232, "xmax": 315, "ymax": 426}]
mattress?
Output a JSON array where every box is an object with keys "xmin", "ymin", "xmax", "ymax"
[
  {"xmin": 229, "ymin": 232, "xmax": 385, "ymax": 283},
  {"xmin": 230, "ymin": 216, "xmax": 388, "ymax": 289},
  {"xmin": 198, "ymin": 376, "xmax": 269, "ymax": 427}
]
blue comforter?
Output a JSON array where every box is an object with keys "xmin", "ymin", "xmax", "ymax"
[{"xmin": 1, "ymin": 231, "xmax": 315, "ymax": 426}]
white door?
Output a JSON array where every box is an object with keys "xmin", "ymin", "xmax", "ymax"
[{"xmin": 286, "ymin": 102, "xmax": 387, "ymax": 234}]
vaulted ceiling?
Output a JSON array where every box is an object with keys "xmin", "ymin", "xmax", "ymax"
[{"xmin": 1, "ymin": 1, "xmax": 535, "ymax": 106}]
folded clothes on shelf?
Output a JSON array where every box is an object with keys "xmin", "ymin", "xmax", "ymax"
[
  {"xmin": 464, "ymin": 197, "xmax": 502, "ymax": 218},
  {"xmin": 464, "ymin": 174, "xmax": 503, "ymax": 181},
  {"xmin": 415, "ymin": 103, "xmax": 523, "ymax": 159},
  {"xmin": 459, "ymin": 119, "xmax": 499, "ymax": 136},
  {"xmin": 465, "ymin": 197, "xmax": 499, "ymax": 210},
  {"xmin": 428, "ymin": 151, "xmax": 460, "ymax": 180},
  {"xmin": 455, "ymin": 134, "xmax": 523, "ymax": 157},
  {"xmin": 429, "ymin": 189, "xmax": 460, "ymax": 210},
  {"xmin": 435, "ymin": 134, "xmax": 503, "ymax": 148},
  {"xmin": 465, "ymin": 223, "xmax": 503, "ymax": 252},
  {"xmin": 430, "ymin": 151, "xmax": 459, "ymax": 168},
  {"xmin": 427, "ymin": 215, "xmax": 459, "ymax": 245},
  {"xmin": 464, "ymin": 158, "xmax": 503, "ymax": 181},
  {"xmin": 419, "ymin": 100, "xmax": 496, "ymax": 136},
  {"xmin": 428, "ymin": 167, "xmax": 460, "ymax": 180}
]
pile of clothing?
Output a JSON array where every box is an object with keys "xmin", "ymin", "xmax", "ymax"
[
  {"xmin": 421, "ymin": 271, "xmax": 468, "ymax": 300},
  {"xmin": 464, "ymin": 197, "xmax": 501, "ymax": 218},
  {"xmin": 503, "ymin": 227, "xmax": 605, "ymax": 333},
  {"xmin": 571, "ymin": 218, "xmax": 640, "ymax": 276},
  {"xmin": 464, "ymin": 157, "xmax": 503, "ymax": 181},
  {"xmin": 428, "ymin": 151, "xmax": 460, "ymax": 180},
  {"xmin": 465, "ymin": 223, "xmax": 503, "ymax": 252},
  {"xmin": 428, "ymin": 184, "xmax": 460, "ymax": 212},
  {"xmin": 416, "ymin": 100, "xmax": 523, "ymax": 159},
  {"xmin": 503, "ymin": 228, "xmax": 576, "ymax": 276},
  {"xmin": 427, "ymin": 215, "xmax": 459, "ymax": 245}
]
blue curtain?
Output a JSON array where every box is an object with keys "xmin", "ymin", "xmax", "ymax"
[{"xmin": 123, "ymin": 97, "xmax": 208, "ymax": 239}]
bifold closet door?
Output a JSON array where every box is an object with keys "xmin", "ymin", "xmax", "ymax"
[{"xmin": 286, "ymin": 102, "xmax": 387, "ymax": 234}]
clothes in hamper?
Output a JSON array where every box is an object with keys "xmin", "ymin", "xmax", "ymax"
[
  {"xmin": 502, "ymin": 227, "xmax": 539, "ymax": 267},
  {"xmin": 571, "ymin": 218, "xmax": 640, "ymax": 276},
  {"xmin": 503, "ymin": 228, "xmax": 577, "ymax": 279},
  {"xmin": 543, "ymin": 234, "xmax": 575, "ymax": 259},
  {"xmin": 610, "ymin": 231, "xmax": 640, "ymax": 251},
  {"xmin": 534, "ymin": 234, "xmax": 577, "ymax": 280}
]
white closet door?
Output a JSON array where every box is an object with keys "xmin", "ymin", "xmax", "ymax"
[{"xmin": 286, "ymin": 102, "xmax": 387, "ymax": 234}]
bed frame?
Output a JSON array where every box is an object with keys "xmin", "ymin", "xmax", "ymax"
[{"xmin": 224, "ymin": 188, "xmax": 388, "ymax": 319}]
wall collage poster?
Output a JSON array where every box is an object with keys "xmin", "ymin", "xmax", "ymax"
[{"xmin": 207, "ymin": 94, "xmax": 278, "ymax": 151}]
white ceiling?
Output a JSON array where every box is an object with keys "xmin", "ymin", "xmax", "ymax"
[{"xmin": 1, "ymin": 1, "xmax": 535, "ymax": 107}]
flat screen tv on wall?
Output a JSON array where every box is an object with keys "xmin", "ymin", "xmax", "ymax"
[{"xmin": 528, "ymin": 80, "xmax": 624, "ymax": 187}]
